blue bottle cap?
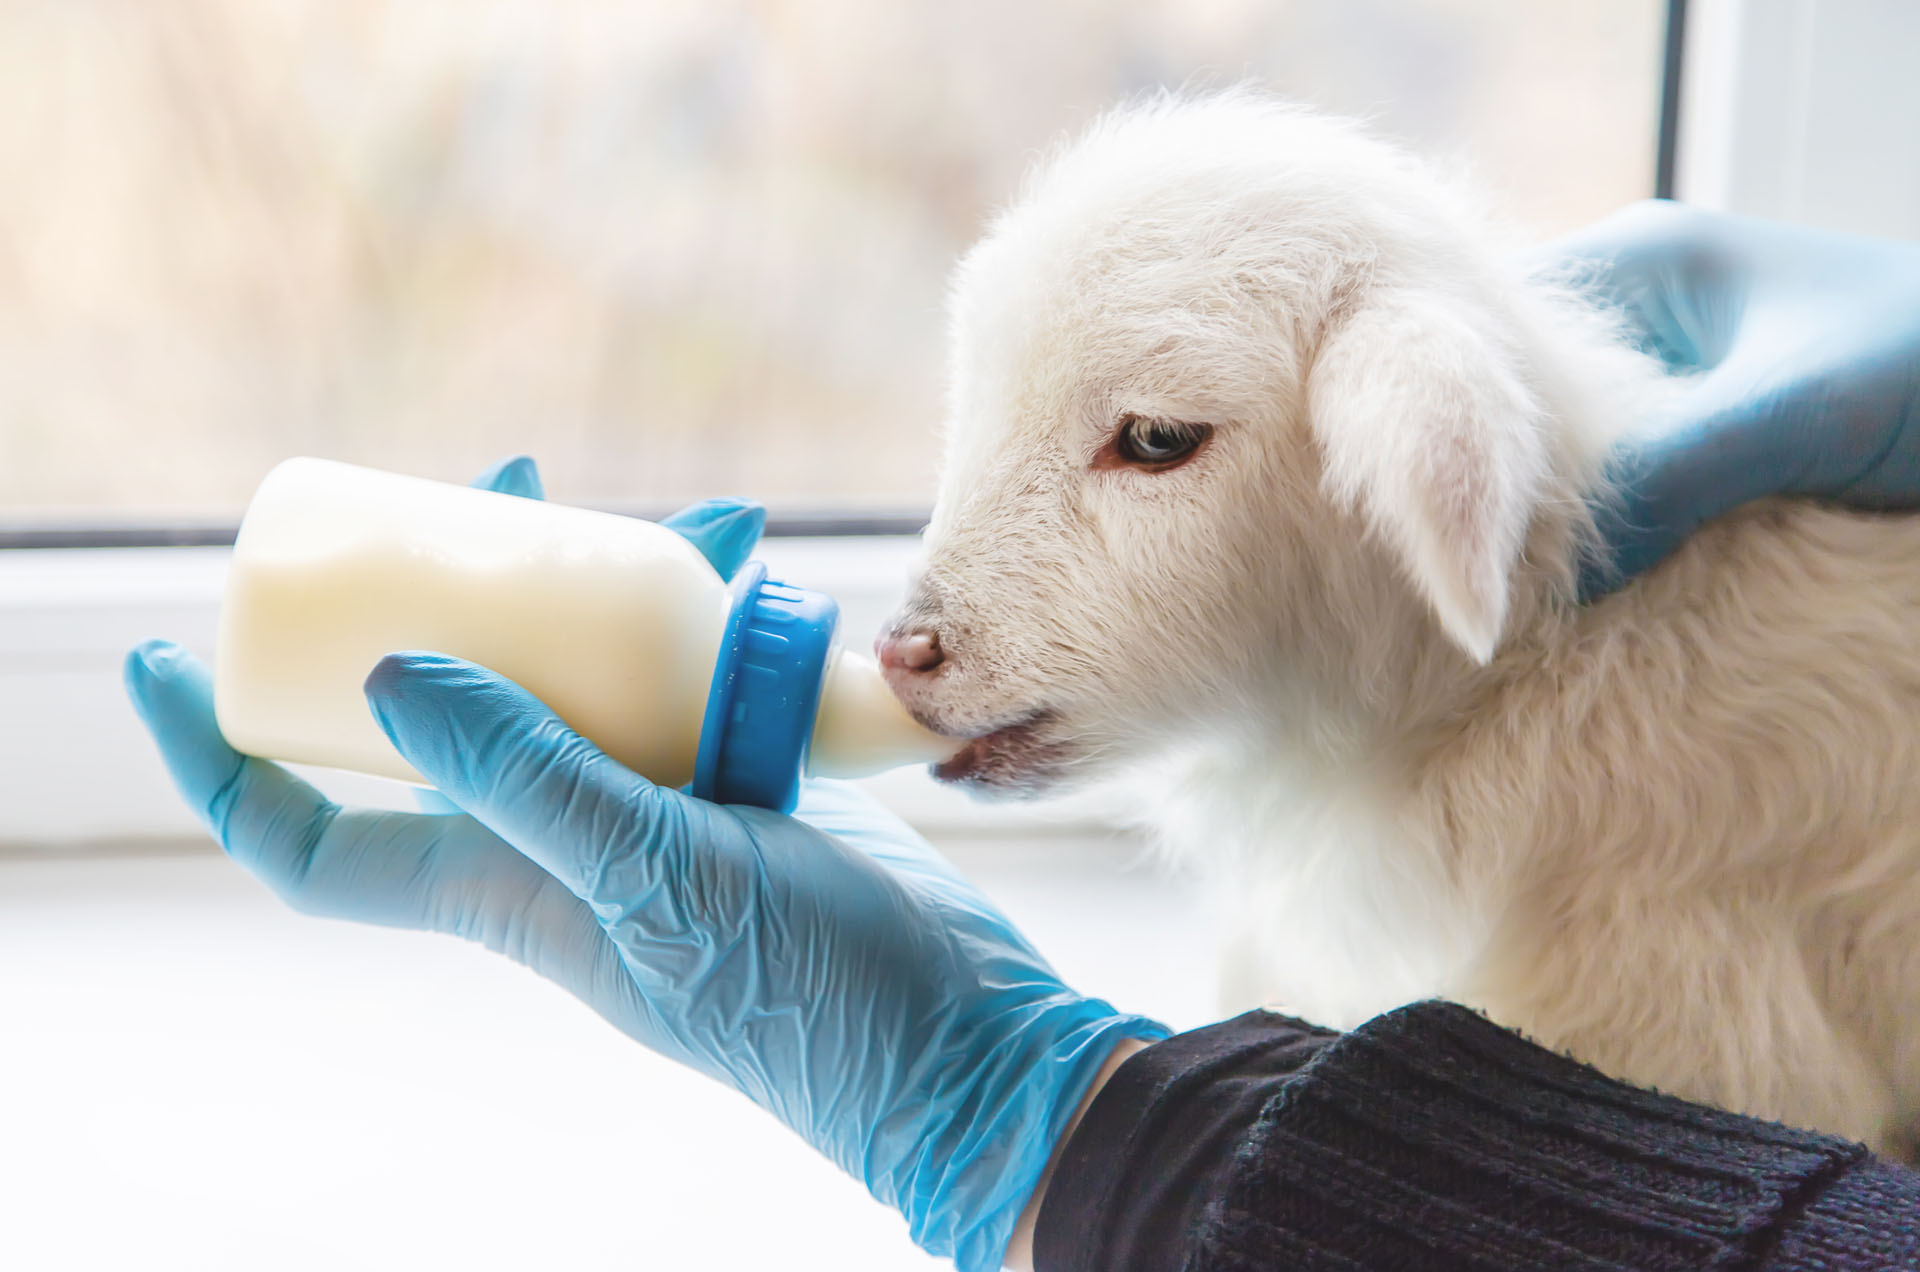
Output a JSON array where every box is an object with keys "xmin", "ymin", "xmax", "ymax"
[{"xmin": 691, "ymin": 562, "xmax": 840, "ymax": 813}]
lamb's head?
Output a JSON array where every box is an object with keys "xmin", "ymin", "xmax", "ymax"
[{"xmin": 881, "ymin": 93, "xmax": 1641, "ymax": 795}]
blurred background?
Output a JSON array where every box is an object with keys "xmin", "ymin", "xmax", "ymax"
[
  {"xmin": 0, "ymin": 0, "xmax": 1661, "ymax": 522},
  {"xmin": 0, "ymin": 3, "xmax": 1679, "ymax": 1269}
]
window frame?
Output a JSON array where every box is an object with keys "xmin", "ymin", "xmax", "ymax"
[
  {"xmin": 0, "ymin": 508, "xmax": 933, "ymax": 551},
  {"xmin": 1672, "ymin": 0, "xmax": 1920, "ymax": 238}
]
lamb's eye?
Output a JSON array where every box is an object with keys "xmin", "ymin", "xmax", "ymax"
[{"xmin": 1113, "ymin": 415, "xmax": 1212, "ymax": 469}]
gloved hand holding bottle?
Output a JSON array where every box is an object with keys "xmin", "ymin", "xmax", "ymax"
[{"xmin": 126, "ymin": 459, "xmax": 1167, "ymax": 1272}]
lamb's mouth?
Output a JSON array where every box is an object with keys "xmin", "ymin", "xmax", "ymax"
[{"xmin": 932, "ymin": 710, "xmax": 1067, "ymax": 790}]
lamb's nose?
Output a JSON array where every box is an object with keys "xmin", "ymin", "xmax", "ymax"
[{"xmin": 877, "ymin": 629, "xmax": 945, "ymax": 674}]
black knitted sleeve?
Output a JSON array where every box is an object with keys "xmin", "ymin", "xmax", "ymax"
[{"xmin": 1033, "ymin": 1000, "xmax": 1920, "ymax": 1271}]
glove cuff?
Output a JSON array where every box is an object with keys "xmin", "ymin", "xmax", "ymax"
[{"xmin": 890, "ymin": 1001, "xmax": 1171, "ymax": 1272}]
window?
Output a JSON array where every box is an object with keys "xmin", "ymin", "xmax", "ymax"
[{"xmin": 1, "ymin": 0, "xmax": 1663, "ymax": 525}]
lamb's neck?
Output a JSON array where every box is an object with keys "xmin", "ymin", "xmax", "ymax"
[
  {"xmin": 1294, "ymin": 590, "xmax": 1579, "ymax": 766},
  {"xmin": 1245, "ymin": 501, "xmax": 1591, "ymax": 790}
]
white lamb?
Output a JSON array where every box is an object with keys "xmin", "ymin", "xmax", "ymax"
[{"xmin": 877, "ymin": 92, "xmax": 1920, "ymax": 1158}]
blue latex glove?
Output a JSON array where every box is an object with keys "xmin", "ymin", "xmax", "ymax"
[
  {"xmin": 1542, "ymin": 201, "xmax": 1920, "ymax": 596},
  {"xmin": 126, "ymin": 461, "xmax": 1166, "ymax": 1272}
]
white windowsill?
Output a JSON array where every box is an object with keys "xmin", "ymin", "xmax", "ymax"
[
  {"xmin": 0, "ymin": 790, "xmax": 1210, "ymax": 1272},
  {"xmin": 0, "ymin": 539, "xmax": 1130, "ymax": 856}
]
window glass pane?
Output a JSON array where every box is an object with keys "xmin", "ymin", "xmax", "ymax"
[{"xmin": 0, "ymin": 0, "xmax": 1662, "ymax": 519}]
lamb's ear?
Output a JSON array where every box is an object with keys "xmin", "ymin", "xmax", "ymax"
[{"xmin": 1306, "ymin": 292, "xmax": 1547, "ymax": 664}]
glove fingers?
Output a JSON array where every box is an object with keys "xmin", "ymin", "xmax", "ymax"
[
  {"xmin": 662, "ymin": 498, "xmax": 765, "ymax": 580},
  {"xmin": 1527, "ymin": 200, "xmax": 1746, "ymax": 373},
  {"xmin": 125, "ymin": 642, "xmax": 421, "ymax": 915},
  {"xmin": 124, "ymin": 639, "xmax": 349, "ymax": 886},
  {"xmin": 362, "ymin": 651, "xmax": 693, "ymax": 906},
  {"xmin": 1584, "ymin": 356, "xmax": 1811, "ymax": 596},
  {"xmin": 125, "ymin": 642, "xmax": 602, "ymax": 955},
  {"xmin": 124, "ymin": 640, "xmax": 258, "ymax": 830},
  {"xmin": 470, "ymin": 455, "xmax": 545, "ymax": 500},
  {"xmin": 1699, "ymin": 336, "xmax": 1920, "ymax": 505}
]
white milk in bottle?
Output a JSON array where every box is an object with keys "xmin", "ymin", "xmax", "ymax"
[{"xmin": 215, "ymin": 458, "xmax": 955, "ymax": 810}]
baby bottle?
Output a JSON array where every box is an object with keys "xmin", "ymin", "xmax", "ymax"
[{"xmin": 214, "ymin": 458, "xmax": 956, "ymax": 811}]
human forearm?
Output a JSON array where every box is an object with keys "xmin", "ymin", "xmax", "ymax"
[{"xmin": 1003, "ymin": 1035, "xmax": 1154, "ymax": 1271}]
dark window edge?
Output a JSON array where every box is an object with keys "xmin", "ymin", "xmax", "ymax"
[
  {"xmin": 1656, "ymin": 0, "xmax": 1687, "ymax": 199},
  {"xmin": 0, "ymin": 507, "xmax": 931, "ymax": 550}
]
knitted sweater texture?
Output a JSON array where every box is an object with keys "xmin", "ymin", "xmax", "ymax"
[{"xmin": 1033, "ymin": 1001, "xmax": 1920, "ymax": 1270}]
